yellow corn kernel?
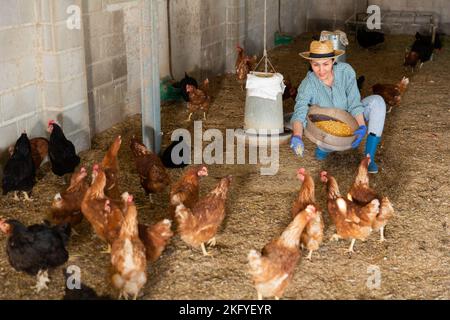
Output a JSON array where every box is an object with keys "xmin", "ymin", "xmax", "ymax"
[{"xmin": 315, "ymin": 120, "xmax": 353, "ymax": 137}]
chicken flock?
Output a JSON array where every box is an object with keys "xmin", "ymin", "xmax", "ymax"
[{"xmin": 0, "ymin": 29, "xmax": 443, "ymax": 300}]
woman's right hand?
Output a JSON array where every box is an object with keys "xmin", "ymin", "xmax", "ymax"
[{"xmin": 290, "ymin": 135, "xmax": 304, "ymax": 157}]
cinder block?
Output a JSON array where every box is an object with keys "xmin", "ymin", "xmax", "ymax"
[
  {"xmin": 0, "ymin": 60, "xmax": 19, "ymax": 92},
  {"xmin": 19, "ymin": 0, "xmax": 37, "ymax": 24},
  {"xmin": 112, "ymin": 11, "xmax": 124, "ymax": 34},
  {"xmin": 61, "ymin": 76, "xmax": 88, "ymax": 107},
  {"xmin": 1, "ymin": 84, "xmax": 38, "ymax": 122},
  {"xmin": 66, "ymin": 128, "xmax": 90, "ymax": 153},
  {"xmin": 86, "ymin": 60, "xmax": 113, "ymax": 89},
  {"xmin": 43, "ymin": 53, "xmax": 58, "ymax": 81},
  {"xmin": 82, "ymin": 11, "xmax": 112, "ymax": 38},
  {"xmin": 51, "ymin": 0, "xmax": 82, "ymax": 23},
  {"xmin": 101, "ymin": 33, "xmax": 125, "ymax": 58},
  {"xmin": 18, "ymin": 55, "xmax": 37, "ymax": 85},
  {"xmin": 54, "ymin": 22, "xmax": 84, "ymax": 51},
  {"xmin": 0, "ymin": 26, "xmax": 35, "ymax": 61},
  {"xmin": 0, "ymin": 122, "xmax": 19, "ymax": 154},
  {"xmin": 84, "ymin": 35, "xmax": 102, "ymax": 64},
  {"xmin": 41, "ymin": 24, "xmax": 54, "ymax": 52},
  {"xmin": 112, "ymin": 55, "xmax": 127, "ymax": 80},
  {"xmin": 81, "ymin": 0, "xmax": 102, "ymax": 13},
  {"xmin": 0, "ymin": 0, "xmax": 20, "ymax": 27},
  {"xmin": 58, "ymin": 48, "xmax": 86, "ymax": 79},
  {"xmin": 97, "ymin": 83, "xmax": 115, "ymax": 112},
  {"xmin": 43, "ymin": 82, "xmax": 62, "ymax": 108},
  {"xmin": 60, "ymin": 101, "xmax": 90, "ymax": 134}
]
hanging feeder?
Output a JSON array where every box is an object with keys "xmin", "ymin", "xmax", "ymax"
[{"xmin": 235, "ymin": 0, "xmax": 291, "ymax": 146}]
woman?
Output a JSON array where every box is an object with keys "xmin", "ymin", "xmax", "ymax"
[{"xmin": 290, "ymin": 40, "xmax": 386, "ymax": 174}]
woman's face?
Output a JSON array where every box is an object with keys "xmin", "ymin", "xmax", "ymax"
[{"xmin": 310, "ymin": 59, "xmax": 334, "ymax": 81}]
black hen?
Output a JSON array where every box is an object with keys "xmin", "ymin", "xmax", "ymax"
[
  {"xmin": 161, "ymin": 135, "xmax": 190, "ymax": 169},
  {"xmin": 411, "ymin": 38, "xmax": 434, "ymax": 64},
  {"xmin": 62, "ymin": 269, "xmax": 112, "ymax": 300},
  {"xmin": 357, "ymin": 76, "xmax": 365, "ymax": 91},
  {"xmin": 2, "ymin": 133, "xmax": 35, "ymax": 200},
  {"xmin": 415, "ymin": 32, "xmax": 443, "ymax": 50},
  {"xmin": 48, "ymin": 121, "xmax": 80, "ymax": 177},
  {"xmin": 173, "ymin": 73, "xmax": 198, "ymax": 102},
  {"xmin": 356, "ymin": 28, "xmax": 385, "ymax": 48},
  {"xmin": 0, "ymin": 219, "xmax": 70, "ymax": 292}
]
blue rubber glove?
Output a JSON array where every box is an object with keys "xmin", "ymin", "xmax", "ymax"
[
  {"xmin": 290, "ymin": 135, "xmax": 304, "ymax": 157},
  {"xmin": 352, "ymin": 125, "xmax": 368, "ymax": 149}
]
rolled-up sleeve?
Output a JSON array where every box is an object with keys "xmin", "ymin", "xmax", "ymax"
[
  {"xmin": 344, "ymin": 66, "xmax": 365, "ymax": 117},
  {"xmin": 290, "ymin": 78, "xmax": 313, "ymax": 128}
]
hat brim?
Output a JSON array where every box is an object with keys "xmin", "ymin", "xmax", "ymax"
[{"xmin": 299, "ymin": 50, "xmax": 345, "ymax": 60}]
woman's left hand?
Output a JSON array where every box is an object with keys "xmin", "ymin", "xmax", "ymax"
[{"xmin": 352, "ymin": 125, "xmax": 368, "ymax": 149}]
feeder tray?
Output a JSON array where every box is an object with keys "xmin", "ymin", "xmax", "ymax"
[{"xmin": 304, "ymin": 105, "xmax": 358, "ymax": 151}]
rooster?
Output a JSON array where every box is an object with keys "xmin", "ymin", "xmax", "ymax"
[
  {"xmin": 175, "ymin": 176, "xmax": 232, "ymax": 256},
  {"xmin": 47, "ymin": 120, "xmax": 80, "ymax": 178},
  {"xmin": 291, "ymin": 168, "xmax": 324, "ymax": 261},
  {"xmin": 347, "ymin": 155, "xmax": 395, "ymax": 242},
  {"xmin": 2, "ymin": 133, "xmax": 36, "ymax": 201},
  {"xmin": 372, "ymin": 77, "xmax": 409, "ymax": 113},
  {"xmin": 111, "ymin": 194, "xmax": 147, "ymax": 300},
  {"xmin": 248, "ymin": 205, "xmax": 317, "ymax": 300},
  {"xmin": 0, "ymin": 219, "xmax": 71, "ymax": 293}
]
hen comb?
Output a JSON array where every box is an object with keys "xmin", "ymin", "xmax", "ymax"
[
  {"xmin": 297, "ymin": 168, "xmax": 306, "ymax": 175},
  {"xmin": 93, "ymin": 164, "xmax": 99, "ymax": 171},
  {"xmin": 127, "ymin": 194, "xmax": 134, "ymax": 203},
  {"xmin": 48, "ymin": 120, "xmax": 56, "ymax": 126}
]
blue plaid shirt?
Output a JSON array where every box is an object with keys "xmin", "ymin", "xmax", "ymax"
[{"xmin": 290, "ymin": 62, "xmax": 365, "ymax": 128}]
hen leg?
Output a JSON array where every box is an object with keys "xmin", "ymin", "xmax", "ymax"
[
  {"xmin": 32, "ymin": 270, "xmax": 50, "ymax": 293},
  {"xmin": 101, "ymin": 244, "xmax": 112, "ymax": 254},
  {"xmin": 257, "ymin": 292, "xmax": 263, "ymax": 301},
  {"xmin": 203, "ymin": 112, "xmax": 207, "ymax": 120},
  {"xmin": 379, "ymin": 227, "xmax": 386, "ymax": 243},
  {"xmin": 330, "ymin": 234, "xmax": 342, "ymax": 242},
  {"xmin": 201, "ymin": 243, "xmax": 212, "ymax": 256},
  {"xmin": 207, "ymin": 237, "xmax": 216, "ymax": 247},
  {"xmin": 306, "ymin": 250, "xmax": 313, "ymax": 261},
  {"xmin": 13, "ymin": 191, "xmax": 20, "ymax": 201},
  {"xmin": 23, "ymin": 192, "xmax": 33, "ymax": 202},
  {"xmin": 345, "ymin": 239, "xmax": 356, "ymax": 254},
  {"xmin": 148, "ymin": 194, "xmax": 153, "ymax": 203},
  {"xmin": 387, "ymin": 106, "xmax": 393, "ymax": 114},
  {"xmin": 186, "ymin": 113, "xmax": 193, "ymax": 122}
]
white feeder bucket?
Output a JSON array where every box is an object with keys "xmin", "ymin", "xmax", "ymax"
[{"xmin": 236, "ymin": 72, "xmax": 292, "ymax": 146}]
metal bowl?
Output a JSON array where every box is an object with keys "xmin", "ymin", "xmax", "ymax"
[{"xmin": 304, "ymin": 105, "xmax": 358, "ymax": 151}]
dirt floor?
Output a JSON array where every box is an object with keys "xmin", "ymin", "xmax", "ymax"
[{"xmin": 0, "ymin": 33, "xmax": 449, "ymax": 300}]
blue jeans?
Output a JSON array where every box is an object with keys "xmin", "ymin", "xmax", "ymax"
[{"xmin": 318, "ymin": 95, "xmax": 386, "ymax": 152}]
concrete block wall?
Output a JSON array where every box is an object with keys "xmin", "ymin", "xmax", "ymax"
[
  {"xmin": 0, "ymin": 0, "xmax": 40, "ymax": 167},
  {"xmin": 82, "ymin": 0, "xmax": 128, "ymax": 136},
  {"xmin": 0, "ymin": 0, "xmax": 91, "ymax": 177},
  {"xmin": 41, "ymin": 0, "xmax": 90, "ymax": 153}
]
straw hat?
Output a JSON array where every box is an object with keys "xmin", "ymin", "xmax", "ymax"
[{"xmin": 299, "ymin": 40, "xmax": 345, "ymax": 60}]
